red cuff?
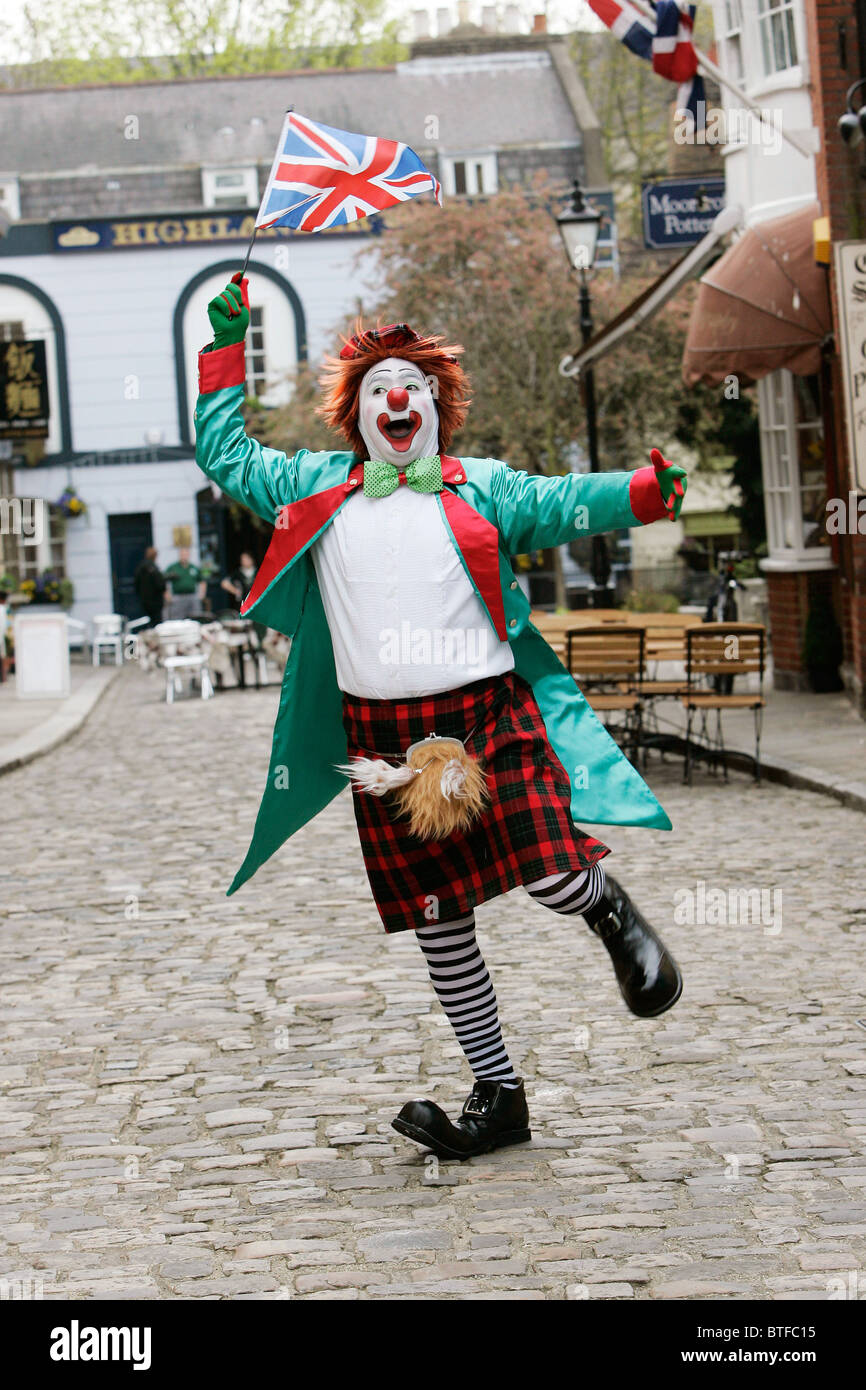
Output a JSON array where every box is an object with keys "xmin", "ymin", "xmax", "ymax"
[
  {"xmin": 198, "ymin": 341, "xmax": 246, "ymax": 394},
  {"xmin": 629, "ymin": 465, "xmax": 670, "ymax": 525}
]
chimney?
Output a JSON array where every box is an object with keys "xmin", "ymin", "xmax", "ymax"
[
  {"xmin": 436, "ymin": 6, "xmax": 452, "ymax": 35},
  {"xmin": 481, "ymin": 4, "xmax": 497, "ymax": 30},
  {"xmin": 532, "ymin": 13, "xmax": 546, "ymax": 33},
  {"xmin": 412, "ymin": 8, "xmax": 431, "ymax": 38},
  {"xmin": 503, "ymin": 5, "xmax": 521, "ymax": 33},
  {"xmin": 457, "ymin": 0, "xmax": 471, "ymax": 23}
]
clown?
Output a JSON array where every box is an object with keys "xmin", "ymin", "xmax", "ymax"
[{"xmin": 195, "ymin": 274, "xmax": 687, "ymax": 1161}]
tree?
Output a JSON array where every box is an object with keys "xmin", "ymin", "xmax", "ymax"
[{"xmin": 1, "ymin": 0, "xmax": 404, "ymax": 87}]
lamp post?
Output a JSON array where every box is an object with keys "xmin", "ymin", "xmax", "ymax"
[{"xmin": 556, "ymin": 179, "xmax": 612, "ymax": 607}]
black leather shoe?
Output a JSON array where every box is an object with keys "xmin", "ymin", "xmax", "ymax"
[
  {"xmin": 587, "ymin": 876, "xmax": 683, "ymax": 1018},
  {"xmin": 392, "ymin": 1079, "xmax": 532, "ymax": 1160}
]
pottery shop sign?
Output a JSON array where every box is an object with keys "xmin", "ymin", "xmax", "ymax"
[{"xmin": 834, "ymin": 240, "xmax": 866, "ymax": 492}]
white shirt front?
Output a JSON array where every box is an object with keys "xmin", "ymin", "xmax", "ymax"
[{"xmin": 310, "ymin": 485, "xmax": 515, "ymax": 699}]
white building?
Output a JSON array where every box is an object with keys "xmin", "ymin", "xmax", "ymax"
[{"xmin": 705, "ymin": 1, "xmax": 827, "ymax": 580}]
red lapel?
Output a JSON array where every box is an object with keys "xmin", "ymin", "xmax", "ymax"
[
  {"xmin": 242, "ymin": 455, "xmax": 507, "ymax": 643},
  {"xmin": 439, "ymin": 488, "xmax": 508, "ymax": 641},
  {"xmin": 241, "ymin": 462, "xmax": 363, "ymax": 614}
]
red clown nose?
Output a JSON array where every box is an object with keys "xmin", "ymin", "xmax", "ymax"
[{"xmin": 386, "ymin": 387, "xmax": 410, "ymax": 412}]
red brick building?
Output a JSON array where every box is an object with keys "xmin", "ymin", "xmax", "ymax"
[
  {"xmin": 802, "ymin": 0, "xmax": 866, "ymax": 711},
  {"xmin": 684, "ymin": 2, "xmax": 865, "ymax": 709}
]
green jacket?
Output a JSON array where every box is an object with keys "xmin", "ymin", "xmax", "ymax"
[{"xmin": 194, "ymin": 340, "xmax": 673, "ymax": 895}]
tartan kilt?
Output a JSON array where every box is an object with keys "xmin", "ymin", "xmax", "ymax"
[{"xmin": 341, "ymin": 670, "xmax": 609, "ymax": 933}]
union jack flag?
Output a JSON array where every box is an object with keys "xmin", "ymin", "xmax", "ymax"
[
  {"xmin": 256, "ymin": 111, "xmax": 442, "ymax": 232},
  {"xmin": 587, "ymin": 1, "xmax": 706, "ymax": 131}
]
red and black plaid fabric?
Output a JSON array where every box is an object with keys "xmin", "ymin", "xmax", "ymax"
[{"xmin": 341, "ymin": 671, "xmax": 609, "ymax": 934}]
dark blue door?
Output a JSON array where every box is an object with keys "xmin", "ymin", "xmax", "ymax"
[{"xmin": 108, "ymin": 512, "xmax": 153, "ymax": 619}]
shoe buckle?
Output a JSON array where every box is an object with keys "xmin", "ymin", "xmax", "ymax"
[
  {"xmin": 464, "ymin": 1089, "xmax": 493, "ymax": 1117},
  {"xmin": 594, "ymin": 910, "xmax": 622, "ymax": 941}
]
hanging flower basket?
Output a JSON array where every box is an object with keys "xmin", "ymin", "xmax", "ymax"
[
  {"xmin": 17, "ymin": 571, "xmax": 74, "ymax": 607},
  {"xmin": 54, "ymin": 487, "xmax": 88, "ymax": 519}
]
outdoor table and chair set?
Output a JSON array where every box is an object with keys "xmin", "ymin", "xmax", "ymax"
[
  {"xmin": 75, "ymin": 612, "xmax": 270, "ymax": 704},
  {"xmin": 530, "ymin": 609, "xmax": 767, "ymax": 784}
]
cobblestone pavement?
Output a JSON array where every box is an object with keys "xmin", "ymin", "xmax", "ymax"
[{"xmin": 2, "ymin": 669, "xmax": 865, "ymax": 1301}]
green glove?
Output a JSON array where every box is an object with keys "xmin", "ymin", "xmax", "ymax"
[
  {"xmin": 650, "ymin": 447, "xmax": 687, "ymax": 522},
  {"xmin": 207, "ymin": 275, "xmax": 249, "ymax": 350}
]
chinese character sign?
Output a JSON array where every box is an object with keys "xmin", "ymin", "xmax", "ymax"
[{"xmin": 0, "ymin": 339, "xmax": 50, "ymax": 440}]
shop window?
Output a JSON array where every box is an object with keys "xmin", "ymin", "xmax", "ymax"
[
  {"xmin": 758, "ymin": 0, "xmax": 798, "ymax": 77},
  {"xmin": 758, "ymin": 369, "xmax": 829, "ymax": 568},
  {"xmin": 0, "ymin": 321, "xmax": 24, "ymax": 341},
  {"xmin": 441, "ymin": 153, "xmax": 498, "ymax": 198}
]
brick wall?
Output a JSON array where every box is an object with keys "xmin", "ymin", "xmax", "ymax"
[
  {"xmin": 804, "ymin": 1, "xmax": 866, "ymax": 713},
  {"xmin": 766, "ymin": 569, "xmax": 840, "ymax": 691}
]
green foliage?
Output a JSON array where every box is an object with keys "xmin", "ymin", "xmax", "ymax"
[
  {"xmin": 622, "ymin": 588, "xmax": 680, "ymax": 613},
  {"xmin": 3, "ymin": 0, "xmax": 405, "ymax": 87},
  {"xmin": 802, "ymin": 593, "xmax": 844, "ymax": 692}
]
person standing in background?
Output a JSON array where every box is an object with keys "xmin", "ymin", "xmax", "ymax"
[
  {"xmin": 164, "ymin": 547, "xmax": 205, "ymax": 620},
  {"xmin": 133, "ymin": 547, "xmax": 166, "ymax": 628},
  {"xmin": 219, "ymin": 551, "xmax": 258, "ymax": 612}
]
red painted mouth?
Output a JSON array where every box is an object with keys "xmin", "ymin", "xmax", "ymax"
[{"xmin": 377, "ymin": 410, "xmax": 422, "ymax": 453}]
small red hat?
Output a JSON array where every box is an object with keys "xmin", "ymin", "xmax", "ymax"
[{"xmin": 339, "ymin": 322, "xmax": 457, "ymax": 363}]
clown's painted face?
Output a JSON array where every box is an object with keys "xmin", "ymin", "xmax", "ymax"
[{"xmin": 357, "ymin": 357, "xmax": 439, "ymax": 465}]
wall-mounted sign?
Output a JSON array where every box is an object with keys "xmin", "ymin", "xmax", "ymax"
[
  {"xmin": 641, "ymin": 177, "xmax": 726, "ymax": 250},
  {"xmin": 0, "ymin": 338, "xmax": 50, "ymax": 439},
  {"xmin": 52, "ymin": 209, "xmax": 378, "ymax": 253},
  {"xmin": 834, "ymin": 239, "xmax": 866, "ymax": 493},
  {"xmin": 584, "ymin": 189, "xmax": 618, "ymax": 274}
]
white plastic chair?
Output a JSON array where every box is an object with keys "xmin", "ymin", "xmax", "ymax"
[
  {"xmin": 153, "ymin": 620, "xmax": 214, "ymax": 703},
  {"xmin": 123, "ymin": 615, "xmax": 150, "ymax": 662},
  {"xmin": 92, "ymin": 613, "xmax": 124, "ymax": 666},
  {"xmin": 66, "ymin": 617, "xmax": 89, "ymax": 661}
]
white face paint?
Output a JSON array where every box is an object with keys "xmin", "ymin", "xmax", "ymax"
[{"xmin": 357, "ymin": 356, "xmax": 439, "ymax": 465}]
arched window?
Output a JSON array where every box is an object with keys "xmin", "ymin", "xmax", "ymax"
[{"xmin": 174, "ymin": 259, "xmax": 306, "ymax": 446}]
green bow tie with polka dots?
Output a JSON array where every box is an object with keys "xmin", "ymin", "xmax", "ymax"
[{"xmin": 362, "ymin": 455, "xmax": 443, "ymax": 499}]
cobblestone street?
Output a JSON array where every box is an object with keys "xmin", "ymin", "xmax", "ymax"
[{"xmin": 2, "ymin": 669, "xmax": 865, "ymax": 1301}]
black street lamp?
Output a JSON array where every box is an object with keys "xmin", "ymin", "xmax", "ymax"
[{"xmin": 556, "ymin": 179, "xmax": 611, "ymax": 606}]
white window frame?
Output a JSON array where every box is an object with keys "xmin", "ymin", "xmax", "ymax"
[
  {"xmin": 0, "ymin": 175, "xmax": 21, "ymax": 223},
  {"xmin": 440, "ymin": 152, "xmax": 498, "ymax": 198},
  {"xmin": 720, "ymin": 1, "xmax": 744, "ymax": 85},
  {"xmin": 201, "ymin": 166, "xmax": 260, "ymax": 210},
  {"xmin": 758, "ymin": 368, "xmax": 832, "ymax": 572},
  {"xmin": 757, "ymin": 0, "xmax": 799, "ymax": 79},
  {"xmin": 245, "ymin": 303, "xmax": 267, "ymax": 399}
]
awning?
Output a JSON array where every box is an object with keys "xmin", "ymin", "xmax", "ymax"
[
  {"xmin": 682, "ymin": 202, "xmax": 832, "ymax": 387},
  {"xmin": 559, "ymin": 205, "xmax": 742, "ymax": 379},
  {"xmin": 682, "ymin": 510, "xmax": 740, "ymax": 537}
]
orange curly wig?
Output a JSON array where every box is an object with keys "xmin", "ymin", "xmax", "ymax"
[{"xmin": 318, "ymin": 321, "xmax": 471, "ymax": 457}]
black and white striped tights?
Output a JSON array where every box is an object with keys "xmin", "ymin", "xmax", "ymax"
[{"xmin": 414, "ymin": 864, "xmax": 606, "ymax": 1090}]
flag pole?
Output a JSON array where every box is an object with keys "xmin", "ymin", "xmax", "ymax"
[
  {"xmin": 624, "ymin": 0, "xmax": 814, "ymax": 159},
  {"xmin": 239, "ymin": 106, "xmax": 294, "ymax": 280},
  {"xmin": 238, "ymin": 225, "xmax": 257, "ymax": 280}
]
